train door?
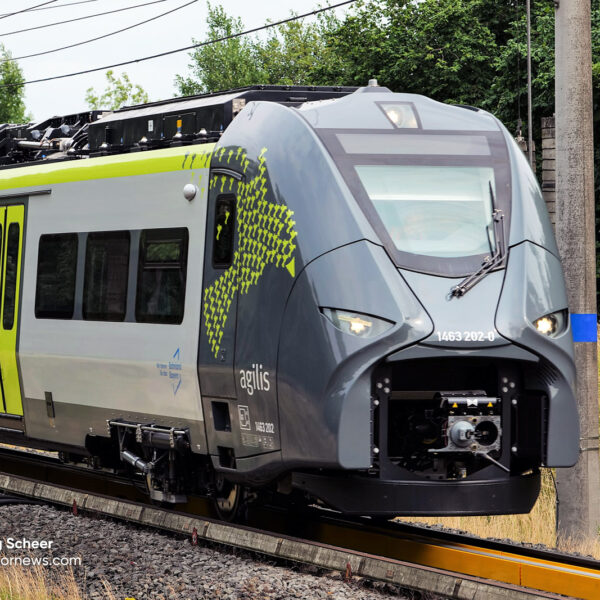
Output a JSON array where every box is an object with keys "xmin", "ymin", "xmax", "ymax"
[
  {"xmin": 198, "ymin": 173, "xmax": 239, "ymax": 399},
  {"xmin": 0, "ymin": 204, "xmax": 25, "ymax": 416}
]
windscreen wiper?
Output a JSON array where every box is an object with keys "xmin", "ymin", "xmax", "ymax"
[{"xmin": 450, "ymin": 183, "xmax": 506, "ymax": 298}]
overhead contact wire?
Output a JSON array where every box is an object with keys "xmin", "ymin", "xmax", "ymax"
[
  {"xmin": 0, "ymin": 0, "xmax": 98, "ymax": 16},
  {"xmin": 0, "ymin": 0, "xmax": 357, "ymax": 89},
  {"xmin": 0, "ymin": 0, "xmax": 59, "ymax": 20},
  {"xmin": 4, "ymin": 0, "xmax": 199, "ymax": 62},
  {"xmin": 0, "ymin": 0, "xmax": 171, "ymax": 38}
]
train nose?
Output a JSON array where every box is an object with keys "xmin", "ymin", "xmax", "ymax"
[
  {"xmin": 277, "ymin": 240, "xmax": 432, "ymax": 470},
  {"xmin": 399, "ymin": 267, "xmax": 505, "ymax": 348}
]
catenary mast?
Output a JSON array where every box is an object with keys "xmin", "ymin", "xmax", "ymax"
[{"xmin": 554, "ymin": 0, "xmax": 600, "ymax": 541}]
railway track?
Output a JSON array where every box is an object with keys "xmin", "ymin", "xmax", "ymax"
[{"xmin": 0, "ymin": 447, "xmax": 597, "ymax": 600}]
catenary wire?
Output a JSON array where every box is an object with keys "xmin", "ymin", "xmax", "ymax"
[
  {"xmin": 0, "ymin": 0, "xmax": 357, "ymax": 89},
  {"xmin": 0, "ymin": 0, "xmax": 172, "ymax": 38},
  {"xmin": 4, "ymin": 0, "xmax": 199, "ymax": 62},
  {"xmin": 0, "ymin": 0, "xmax": 98, "ymax": 16},
  {"xmin": 0, "ymin": 1, "xmax": 59, "ymax": 20}
]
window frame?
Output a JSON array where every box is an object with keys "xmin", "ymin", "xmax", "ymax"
[
  {"xmin": 34, "ymin": 232, "xmax": 78, "ymax": 320},
  {"xmin": 2, "ymin": 222, "xmax": 20, "ymax": 330},
  {"xmin": 82, "ymin": 230, "xmax": 130, "ymax": 322},
  {"xmin": 212, "ymin": 194, "xmax": 236, "ymax": 269},
  {"xmin": 316, "ymin": 128, "xmax": 511, "ymax": 278},
  {"xmin": 135, "ymin": 227, "xmax": 189, "ymax": 325}
]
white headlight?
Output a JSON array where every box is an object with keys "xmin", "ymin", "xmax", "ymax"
[
  {"xmin": 380, "ymin": 103, "xmax": 419, "ymax": 128},
  {"xmin": 532, "ymin": 310, "xmax": 567, "ymax": 338},
  {"xmin": 321, "ymin": 308, "xmax": 394, "ymax": 338}
]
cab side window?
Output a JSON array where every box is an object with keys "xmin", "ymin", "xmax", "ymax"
[
  {"xmin": 212, "ymin": 195, "xmax": 235, "ymax": 268},
  {"xmin": 136, "ymin": 228, "xmax": 188, "ymax": 324}
]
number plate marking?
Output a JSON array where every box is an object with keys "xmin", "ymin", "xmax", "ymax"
[{"xmin": 435, "ymin": 330, "xmax": 497, "ymax": 342}]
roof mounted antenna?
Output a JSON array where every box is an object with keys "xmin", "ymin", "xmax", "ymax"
[{"xmin": 368, "ymin": 78, "xmax": 379, "ymax": 87}]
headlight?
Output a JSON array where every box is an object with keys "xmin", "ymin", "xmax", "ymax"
[
  {"xmin": 380, "ymin": 103, "xmax": 419, "ymax": 129},
  {"xmin": 321, "ymin": 308, "xmax": 394, "ymax": 338},
  {"xmin": 532, "ymin": 310, "xmax": 568, "ymax": 338}
]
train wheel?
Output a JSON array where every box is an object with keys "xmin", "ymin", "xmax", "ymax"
[{"xmin": 214, "ymin": 475, "xmax": 242, "ymax": 522}]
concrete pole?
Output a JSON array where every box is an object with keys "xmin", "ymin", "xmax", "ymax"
[{"xmin": 554, "ymin": 0, "xmax": 600, "ymax": 542}]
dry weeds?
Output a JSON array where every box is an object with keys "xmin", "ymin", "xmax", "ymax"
[
  {"xmin": 0, "ymin": 564, "xmax": 116, "ymax": 600},
  {"xmin": 400, "ymin": 468, "xmax": 600, "ymax": 558}
]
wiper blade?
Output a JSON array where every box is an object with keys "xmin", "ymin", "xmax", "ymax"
[{"xmin": 450, "ymin": 183, "xmax": 506, "ymax": 298}]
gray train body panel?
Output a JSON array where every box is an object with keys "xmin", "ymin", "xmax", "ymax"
[
  {"xmin": 496, "ymin": 242, "xmax": 577, "ymax": 465},
  {"xmin": 199, "ymin": 101, "xmax": 383, "ymax": 479},
  {"xmin": 203, "ymin": 89, "xmax": 577, "ymax": 512},
  {"xmin": 278, "ymin": 241, "xmax": 432, "ymax": 470},
  {"xmin": 0, "ymin": 85, "xmax": 579, "ymax": 516}
]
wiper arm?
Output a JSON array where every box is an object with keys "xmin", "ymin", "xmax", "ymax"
[{"xmin": 450, "ymin": 183, "xmax": 506, "ymax": 298}]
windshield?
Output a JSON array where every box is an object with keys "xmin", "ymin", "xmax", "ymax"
[{"xmin": 355, "ymin": 165, "xmax": 496, "ymax": 258}]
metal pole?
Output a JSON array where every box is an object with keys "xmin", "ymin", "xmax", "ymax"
[
  {"xmin": 555, "ymin": 0, "xmax": 600, "ymax": 542},
  {"xmin": 526, "ymin": 0, "xmax": 533, "ymax": 168}
]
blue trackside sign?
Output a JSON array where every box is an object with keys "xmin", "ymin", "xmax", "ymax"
[{"xmin": 571, "ymin": 313, "xmax": 597, "ymax": 342}]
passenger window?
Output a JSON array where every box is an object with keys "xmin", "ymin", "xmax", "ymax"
[
  {"xmin": 2, "ymin": 223, "xmax": 19, "ymax": 330},
  {"xmin": 83, "ymin": 231, "xmax": 129, "ymax": 321},
  {"xmin": 212, "ymin": 195, "xmax": 235, "ymax": 267},
  {"xmin": 35, "ymin": 233, "xmax": 77, "ymax": 319},
  {"xmin": 136, "ymin": 228, "xmax": 188, "ymax": 324}
]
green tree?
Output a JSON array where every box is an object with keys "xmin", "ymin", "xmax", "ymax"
[
  {"xmin": 325, "ymin": 0, "xmax": 499, "ymax": 103},
  {"xmin": 175, "ymin": 3, "xmax": 259, "ymax": 95},
  {"xmin": 254, "ymin": 12, "xmax": 344, "ymax": 86},
  {"xmin": 85, "ymin": 70, "xmax": 149, "ymax": 110},
  {"xmin": 0, "ymin": 44, "xmax": 27, "ymax": 123},
  {"xmin": 487, "ymin": 2, "xmax": 555, "ymax": 137},
  {"xmin": 174, "ymin": 3, "xmax": 345, "ymax": 94},
  {"xmin": 322, "ymin": 0, "xmax": 563, "ymax": 138}
]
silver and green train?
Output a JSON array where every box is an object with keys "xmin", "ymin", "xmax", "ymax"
[{"xmin": 0, "ymin": 83, "xmax": 578, "ymax": 517}]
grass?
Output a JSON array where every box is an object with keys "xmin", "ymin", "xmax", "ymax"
[
  {"xmin": 0, "ymin": 565, "xmax": 116, "ymax": 600},
  {"xmin": 398, "ymin": 469, "xmax": 600, "ymax": 555},
  {"xmin": 399, "ymin": 472, "xmax": 600, "ymax": 558}
]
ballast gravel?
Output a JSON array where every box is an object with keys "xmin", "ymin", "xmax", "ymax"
[{"xmin": 0, "ymin": 504, "xmax": 428, "ymax": 600}]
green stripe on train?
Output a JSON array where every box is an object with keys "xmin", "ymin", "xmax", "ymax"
[{"xmin": 0, "ymin": 144, "xmax": 215, "ymax": 190}]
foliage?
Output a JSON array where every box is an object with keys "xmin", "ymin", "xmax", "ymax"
[
  {"xmin": 175, "ymin": 4, "xmax": 259, "ymax": 95},
  {"xmin": 175, "ymin": 1, "xmax": 546, "ymax": 122},
  {"xmin": 0, "ymin": 44, "xmax": 27, "ymax": 123},
  {"xmin": 325, "ymin": 0, "xmax": 498, "ymax": 102},
  {"xmin": 254, "ymin": 12, "xmax": 344, "ymax": 86},
  {"xmin": 175, "ymin": 1, "xmax": 600, "ymax": 160},
  {"xmin": 85, "ymin": 70, "xmax": 149, "ymax": 110},
  {"xmin": 174, "ymin": 2, "xmax": 343, "ymax": 94},
  {"xmin": 483, "ymin": 1, "xmax": 555, "ymax": 148}
]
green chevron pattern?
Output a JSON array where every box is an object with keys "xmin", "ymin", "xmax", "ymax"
[{"xmin": 204, "ymin": 148, "xmax": 298, "ymax": 358}]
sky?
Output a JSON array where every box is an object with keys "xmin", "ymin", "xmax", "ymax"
[{"xmin": 2, "ymin": 0, "xmax": 353, "ymax": 122}]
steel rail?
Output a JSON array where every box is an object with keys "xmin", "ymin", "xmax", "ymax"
[
  {"xmin": 0, "ymin": 492, "xmax": 41, "ymax": 505},
  {"xmin": 0, "ymin": 446, "xmax": 597, "ymax": 599}
]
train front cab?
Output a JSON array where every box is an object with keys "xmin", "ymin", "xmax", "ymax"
[
  {"xmin": 270, "ymin": 89, "xmax": 579, "ymax": 516},
  {"xmin": 283, "ymin": 241, "xmax": 573, "ymax": 516},
  {"xmin": 193, "ymin": 85, "xmax": 579, "ymax": 516}
]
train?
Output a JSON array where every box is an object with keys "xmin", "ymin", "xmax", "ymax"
[{"xmin": 0, "ymin": 82, "xmax": 578, "ymax": 518}]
